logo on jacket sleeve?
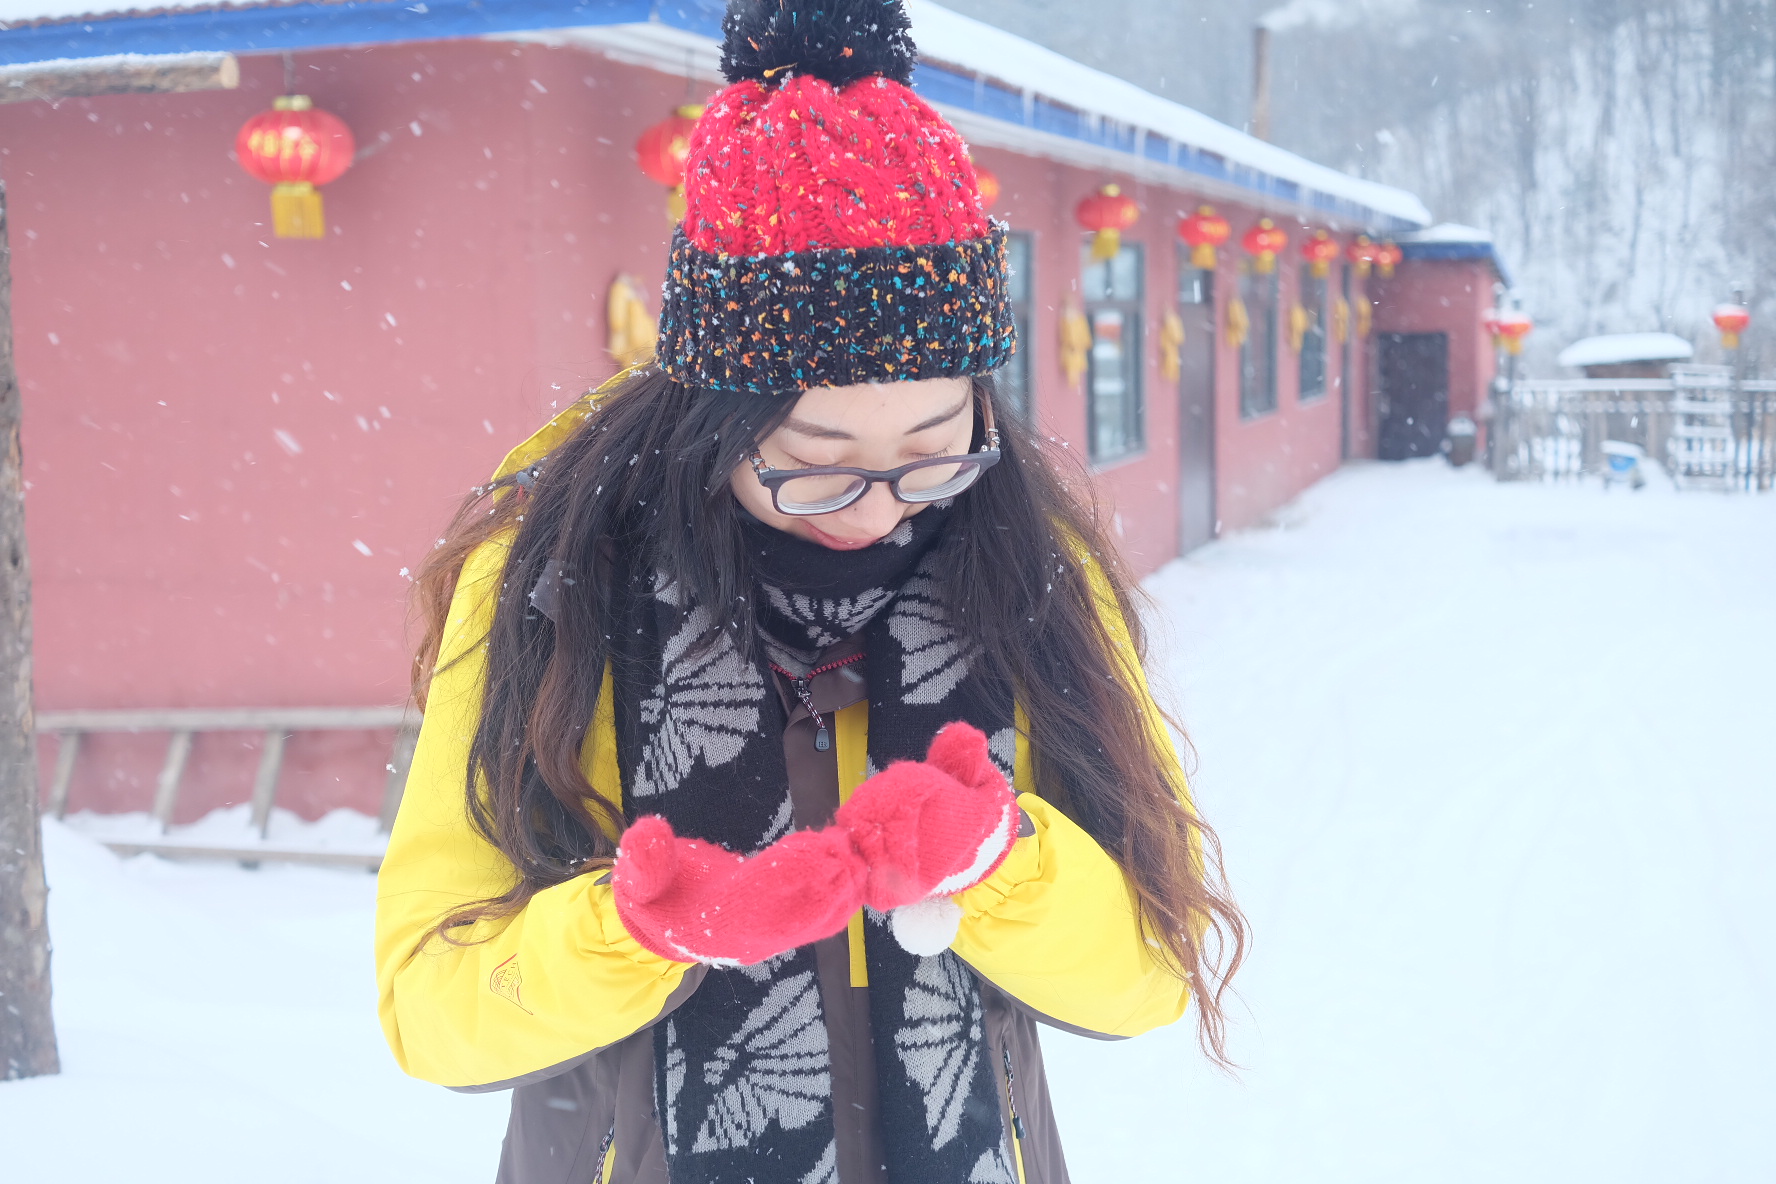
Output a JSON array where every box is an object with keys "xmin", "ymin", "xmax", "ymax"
[{"xmin": 490, "ymin": 954, "xmax": 534, "ymax": 1015}]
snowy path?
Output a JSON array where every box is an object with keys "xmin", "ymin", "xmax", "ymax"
[{"xmin": 5, "ymin": 460, "xmax": 1773, "ymax": 1182}]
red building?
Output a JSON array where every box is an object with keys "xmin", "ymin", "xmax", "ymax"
[{"xmin": 0, "ymin": 1, "xmax": 1497, "ymax": 832}]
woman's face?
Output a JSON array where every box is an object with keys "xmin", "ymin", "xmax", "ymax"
[{"xmin": 730, "ymin": 375, "xmax": 976, "ymax": 550}]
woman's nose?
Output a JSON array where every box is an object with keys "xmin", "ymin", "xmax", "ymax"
[{"xmin": 835, "ymin": 481, "xmax": 907, "ymax": 539}]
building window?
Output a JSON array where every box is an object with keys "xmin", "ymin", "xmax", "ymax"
[
  {"xmin": 1000, "ymin": 232, "xmax": 1035, "ymax": 419},
  {"xmin": 1180, "ymin": 261, "xmax": 1213, "ymax": 307},
  {"xmin": 1239, "ymin": 265, "xmax": 1278, "ymax": 419},
  {"xmin": 1299, "ymin": 270, "xmax": 1328, "ymax": 402},
  {"xmin": 1082, "ymin": 241, "xmax": 1144, "ymax": 462}
]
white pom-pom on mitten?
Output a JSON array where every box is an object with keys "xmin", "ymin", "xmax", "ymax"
[{"xmin": 890, "ymin": 895, "xmax": 964, "ymax": 956}]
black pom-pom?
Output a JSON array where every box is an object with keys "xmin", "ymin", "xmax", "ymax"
[{"xmin": 720, "ymin": 0, "xmax": 918, "ymax": 88}]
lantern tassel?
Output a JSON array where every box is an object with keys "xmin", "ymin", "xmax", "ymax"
[
  {"xmin": 1722, "ymin": 330, "xmax": 1741, "ymax": 349},
  {"xmin": 1252, "ymin": 251, "xmax": 1276, "ymax": 275},
  {"xmin": 667, "ymin": 184, "xmax": 688, "ymax": 224},
  {"xmin": 1191, "ymin": 243, "xmax": 1217, "ymax": 270},
  {"xmin": 1091, "ymin": 227, "xmax": 1122, "ymax": 263},
  {"xmin": 271, "ymin": 181, "xmax": 326, "ymax": 239}
]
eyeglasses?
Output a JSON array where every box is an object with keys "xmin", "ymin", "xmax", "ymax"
[{"xmin": 749, "ymin": 426, "xmax": 1003, "ymax": 517}]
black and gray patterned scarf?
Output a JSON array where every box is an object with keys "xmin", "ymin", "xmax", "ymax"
[{"xmin": 605, "ymin": 506, "xmax": 1020, "ymax": 1184}]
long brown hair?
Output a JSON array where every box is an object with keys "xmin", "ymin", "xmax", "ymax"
[{"xmin": 410, "ymin": 367, "xmax": 1248, "ymax": 1065}]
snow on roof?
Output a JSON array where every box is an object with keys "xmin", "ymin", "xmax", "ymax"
[
  {"xmin": 1557, "ymin": 333, "xmax": 1695, "ymax": 368},
  {"xmin": 901, "ymin": 0, "xmax": 1429, "ymax": 227},
  {"xmin": 1404, "ymin": 222, "xmax": 1492, "ymax": 243},
  {"xmin": 0, "ymin": 0, "xmax": 195, "ymax": 19}
]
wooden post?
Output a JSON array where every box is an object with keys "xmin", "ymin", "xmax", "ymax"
[
  {"xmin": 0, "ymin": 181, "xmax": 59, "ymax": 1081},
  {"xmin": 0, "ymin": 48, "xmax": 244, "ymax": 1081},
  {"xmin": 0, "ymin": 52, "xmax": 239, "ymax": 106},
  {"xmin": 248, "ymin": 729, "xmax": 287, "ymax": 840}
]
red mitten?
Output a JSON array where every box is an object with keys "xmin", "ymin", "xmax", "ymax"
[
  {"xmin": 612, "ymin": 815, "xmax": 867, "ymax": 965},
  {"xmin": 835, "ymin": 722, "xmax": 1020, "ymax": 915}
]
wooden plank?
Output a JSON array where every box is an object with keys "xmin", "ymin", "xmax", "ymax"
[
  {"xmin": 37, "ymin": 706, "xmax": 410, "ymax": 733},
  {"xmin": 378, "ymin": 720, "xmax": 421, "ymax": 833},
  {"xmin": 47, "ymin": 730, "xmax": 79, "ymax": 820},
  {"xmin": 150, "ymin": 730, "xmax": 193, "ymax": 834},
  {"xmin": 248, "ymin": 729, "xmax": 286, "ymax": 840},
  {"xmin": 0, "ymin": 52, "xmax": 239, "ymax": 105},
  {"xmin": 100, "ymin": 841, "xmax": 382, "ymax": 871}
]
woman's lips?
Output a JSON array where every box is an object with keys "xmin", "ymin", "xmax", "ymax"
[{"xmin": 803, "ymin": 521, "xmax": 881, "ymax": 551}]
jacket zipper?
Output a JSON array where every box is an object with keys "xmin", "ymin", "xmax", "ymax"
[
  {"xmin": 769, "ymin": 651, "xmax": 865, "ymax": 752},
  {"xmin": 591, "ymin": 1123, "xmax": 615, "ymax": 1182},
  {"xmin": 1002, "ymin": 1046, "xmax": 1026, "ymax": 1143}
]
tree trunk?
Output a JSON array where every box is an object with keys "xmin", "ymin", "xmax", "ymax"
[{"xmin": 0, "ymin": 181, "xmax": 58, "ymax": 1082}]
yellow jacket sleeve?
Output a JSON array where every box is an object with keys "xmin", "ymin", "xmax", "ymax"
[
  {"xmin": 951, "ymin": 552, "xmax": 1191, "ymax": 1039},
  {"xmin": 374, "ymin": 535, "xmax": 697, "ymax": 1090}
]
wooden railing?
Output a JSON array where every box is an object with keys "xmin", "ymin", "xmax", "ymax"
[
  {"xmin": 1492, "ymin": 368, "xmax": 1776, "ymax": 490},
  {"xmin": 37, "ymin": 706, "xmax": 420, "ymax": 869}
]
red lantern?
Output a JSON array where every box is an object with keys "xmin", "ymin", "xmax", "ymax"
[
  {"xmin": 974, "ymin": 166, "xmax": 1001, "ymax": 210},
  {"xmin": 1373, "ymin": 240, "xmax": 1404, "ymax": 279},
  {"xmin": 1241, "ymin": 218, "xmax": 1288, "ymax": 274},
  {"xmin": 1178, "ymin": 205, "xmax": 1232, "ymax": 270},
  {"xmin": 635, "ymin": 103, "xmax": 706, "ymax": 223},
  {"xmin": 1713, "ymin": 303, "xmax": 1751, "ymax": 349},
  {"xmin": 1347, "ymin": 235, "xmax": 1378, "ymax": 279},
  {"xmin": 1301, "ymin": 230, "xmax": 1341, "ymax": 279},
  {"xmin": 1495, "ymin": 309, "xmax": 1532, "ymax": 356},
  {"xmin": 235, "ymin": 95, "xmax": 354, "ymax": 239},
  {"xmin": 1481, "ymin": 307, "xmax": 1503, "ymax": 342},
  {"xmin": 1076, "ymin": 184, "xmax": 1140, "ymax": 262}
]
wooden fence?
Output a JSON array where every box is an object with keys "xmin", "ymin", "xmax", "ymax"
[
  {"xmin": 38, "ymin": 706, "xmax": 419, "ymax": 869},
  {"xmin": 1492, "ymin": 367, "xmax": 1776, "ymax": 490}
]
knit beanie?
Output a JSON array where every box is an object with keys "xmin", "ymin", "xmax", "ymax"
[{"xmin": 656, "ymin": 0, "xmax": 1018, "ymax": 394}]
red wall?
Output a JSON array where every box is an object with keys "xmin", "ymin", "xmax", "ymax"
[
  {"xmin": 2, "ymin": 37, "xmax": 1402, "ymax": 818},
  {"xmin": 1210, "ymin": 223, "xmax": 1355, "ymax": 533},
  {"xmin": 5, "ymin": 40, "xmax": 689, "ymax": 816}
]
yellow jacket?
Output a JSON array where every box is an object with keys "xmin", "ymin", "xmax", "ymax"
[{"xmin": 375, "ymin": 532, "xmax": 1190, "ymax": 1089}]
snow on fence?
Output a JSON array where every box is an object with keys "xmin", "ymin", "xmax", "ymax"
[{"xmin": 1493, "ymin": 367, "xmax": 1776, "ymax": 491}]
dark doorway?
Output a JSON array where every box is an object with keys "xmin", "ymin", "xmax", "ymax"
[
  {"xmin": 1178, "ymin": 262, "xmax": 1217, "ymax": 553},
  {"xmin": 1377, "ymin": 332, "xmax": 1449, "ymax": 460}
]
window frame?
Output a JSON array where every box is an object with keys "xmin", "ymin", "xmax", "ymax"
[
  {"xmin": 1238, "ymin": 263, "xmax": 1279, "ymax": 420},
  {"xmin": 1000, "ymin": 230, "xmax": 1037, "ymax": 420},
  {"xmin": 1080, "ymin": 239, "xmax": 1146, "ymax": 464},
  {"xmin": 1298, "ymin": 269, "xmax": 1329, "ymax": 404}
]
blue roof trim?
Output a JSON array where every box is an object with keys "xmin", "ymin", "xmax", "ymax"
[
  {"xmin": 1400, "ymin": 239, "xmax": 1512, "ymax": 286},
  {"xmin": 0, "ymin": 0, "xmax": 713, "ymax": 61},
  {"xmin": 0, "ymin": 0, "xmax": 1421, "ymax": 231}
]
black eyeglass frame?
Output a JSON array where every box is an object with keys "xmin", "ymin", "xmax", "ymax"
[{"xmin": 748, "ymin": 421, "xmax": 1004, "ymax": 517}]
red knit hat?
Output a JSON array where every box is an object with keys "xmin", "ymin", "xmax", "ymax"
[{"xmin": 656, "ymin": 0, "xmax": 1017, "ymax": 394}]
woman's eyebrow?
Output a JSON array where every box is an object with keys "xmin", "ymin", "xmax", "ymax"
[
  {"xmin": 906, "ymin": 398, "xmax": 970, "ymax": 434},
  {"xmin": 782, "ymin": 397, "xmax": 969, "ymax": 441},
  {"xmin": 781, "ymin": 417, "xmax": 855, "ymax": 441}
]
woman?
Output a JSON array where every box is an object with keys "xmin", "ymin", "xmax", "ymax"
[{"xmin": 375, "ymin": 2, "xmax": 1244, "ymax": 1182}]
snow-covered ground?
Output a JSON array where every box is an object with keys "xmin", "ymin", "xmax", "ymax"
[
  {"xmin": 1047, "ymin": 460, "xmax": 1776, "ymax": 1182},
  {"xmin": 5, "ymin": 459, "xmax": 1774, "ymax": 1182}
]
